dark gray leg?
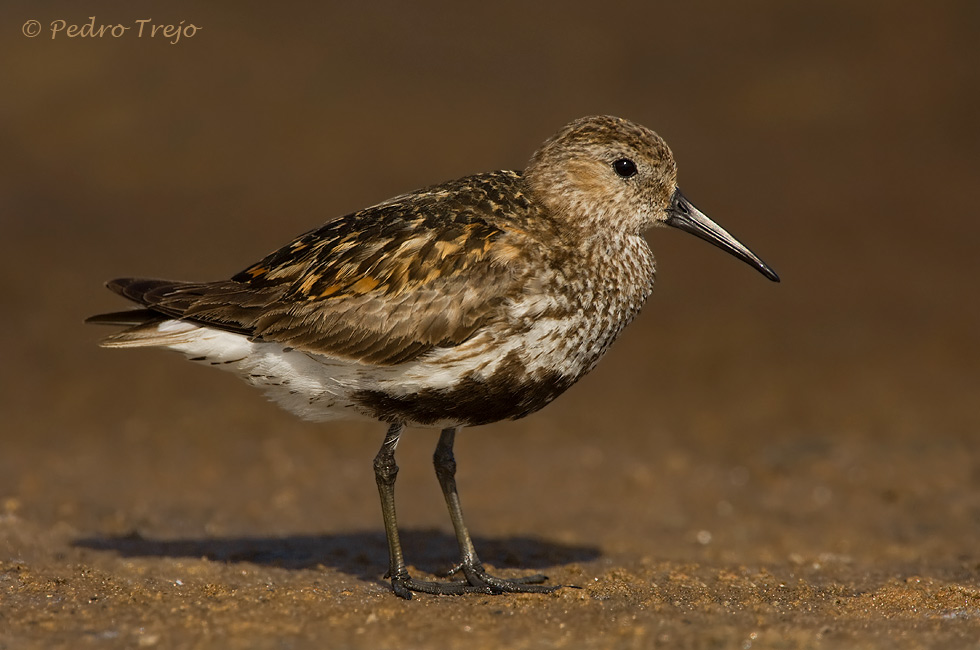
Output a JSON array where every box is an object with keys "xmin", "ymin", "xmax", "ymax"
[
  {"xmin": 373, "ymin": 423, "xmax": 492, "ymax": 598},
  {"xmin": 432, "ymin": 427, "xmax": 556, "ymax": 593},
  {"xmin": 373, "ymin": 423, "xmax": 410, "ymax": 594}
]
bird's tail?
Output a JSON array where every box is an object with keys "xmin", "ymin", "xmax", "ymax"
[{"xmin": 86, "ymin": 278, "xmax": 203, "ymax": 348}]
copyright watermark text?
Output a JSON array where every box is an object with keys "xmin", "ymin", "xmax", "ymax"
[{"xmin": 22, "ymin": 17, "xmax": 201, "ymax": 44}]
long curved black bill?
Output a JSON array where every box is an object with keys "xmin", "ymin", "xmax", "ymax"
[{"xmin": 666, "ymin": 189, "xmax": 780, "ymax": 282}]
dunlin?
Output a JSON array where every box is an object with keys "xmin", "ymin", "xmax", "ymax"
[{"xmin": 89, "ymin": 115, "xmax": 779, "ymax": 598}]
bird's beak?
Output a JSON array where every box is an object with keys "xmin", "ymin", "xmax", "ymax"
[{"xmin": 666, "ymin": 189, "xmax": 780, "ymax": 282}]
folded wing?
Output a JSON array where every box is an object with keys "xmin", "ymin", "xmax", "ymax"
[{"xmin": 90, "ymin": 173, "xmax": 533, "ymax": 366}]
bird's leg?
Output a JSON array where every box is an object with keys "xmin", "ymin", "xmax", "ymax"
[
  {"xmin": 374, "ymin": 423, "xmax": 409, "ymax": 594},
  {"xmin": 373, "ymin": 423, "xmax": 488, "ymax": 598},
  {"xmin": 432, "ymin": 427, "xmax": 557, "ymax": 593}
]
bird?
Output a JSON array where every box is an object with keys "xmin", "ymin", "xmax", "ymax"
[{"xmin": 88, "ymin": 115, "xmax": 779, "ymax": 599}]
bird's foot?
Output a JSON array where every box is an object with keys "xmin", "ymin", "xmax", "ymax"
[
  {"xmin": 387, "ymin": 564, "xmax": 557, "ymax": 599},
  {"xmin": 446, "ymin": 561, "xmax": 556, "ymax": 594}
]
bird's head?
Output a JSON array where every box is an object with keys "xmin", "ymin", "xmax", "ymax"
[{"xmin": 525, "ymin": 115, "xmax": 779, "ymax": 282}]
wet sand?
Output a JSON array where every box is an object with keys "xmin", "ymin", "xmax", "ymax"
[{"xmin": 2, "ymin": 2, "xmax": 979, "ymax": 647}]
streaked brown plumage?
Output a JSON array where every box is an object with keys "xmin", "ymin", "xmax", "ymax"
[{"xmin": 89, "ymin": 115, "xmax": 779, "ymax": 598}]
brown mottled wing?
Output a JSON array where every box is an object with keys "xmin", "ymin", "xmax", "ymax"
[{"xmin": 110, "ymin": 172, "xmax": 535, "ymax": 365}]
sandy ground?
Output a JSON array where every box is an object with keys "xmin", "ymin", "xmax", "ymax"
[{"xmin": 2, "ymin": 2, "xmax": 979, "ymax": 648}]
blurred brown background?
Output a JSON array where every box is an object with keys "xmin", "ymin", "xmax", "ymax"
[{"xmin": 2, "ymin": 2, "xmax": 979, "ymax": 647}]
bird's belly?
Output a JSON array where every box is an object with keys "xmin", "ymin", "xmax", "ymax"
[
  {"xmin": 156, "ymin": 305, "xmax": 627, "ymax": 428},
  {"xmin": 348, "ymin": 312, "xmax": 615, "ymax": 427},
  {"xmin": 248, "ymin": 345, "xmax": 577, "ymax": 428},
  {"xmin": 350, "ymin": 349, "xmax": 574, "ymax": 427},
  {"xmin": 149, "ymin": 320, "xmax": 569, "ymax": 426}
]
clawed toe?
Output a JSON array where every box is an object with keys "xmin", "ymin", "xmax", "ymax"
[
  {"xmin": 389, "ymin": 572, "xmax": 494, "ymax": 599},
  {"xmin": 390, "ymin": 576, "xmax": 489, "ymax": 599},
  {"xmin": 459, "ymin": 562, "xmax": 555, "ymax": 593},
  {"xmin": 390, "ymin": 564, "xmax": 558, "ymax": 599}
]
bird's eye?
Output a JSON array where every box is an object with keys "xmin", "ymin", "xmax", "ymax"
[{"xmin": 613, "ymin": 158, "xmax": 638, "ymax": 178}]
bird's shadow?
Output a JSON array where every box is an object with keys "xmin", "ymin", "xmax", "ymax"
[{"xmin": 72, "ymin": 529, "xmax": 600, "ymax": 584}]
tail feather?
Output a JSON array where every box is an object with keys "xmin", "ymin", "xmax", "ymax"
[
  {"xmin": 105, "ymin": 278, "xmax": 195, "ymax": 309},
  {"xmin": 89, "ymin": 277, "xmax": 278, "ymax": 348},
  {"xmin": 94, "ymin": 317, "xmax": 205, "ymax": 349},
  {"xmin": 89, "ymin": 278, "xmax": 203, "ymax": 348},
  {"xmin": 85, "ymin": 308, "xmax": 160, "ymax": 326}
]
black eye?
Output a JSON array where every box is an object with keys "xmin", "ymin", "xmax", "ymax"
[{"xmin": 613, "ymin": 158, "xmax": 637, "ymax": 178}]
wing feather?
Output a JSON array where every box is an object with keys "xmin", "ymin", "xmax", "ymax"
[{"xmin": 98, "ymin": 171, "xmax": 540, "ymax": 366}]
